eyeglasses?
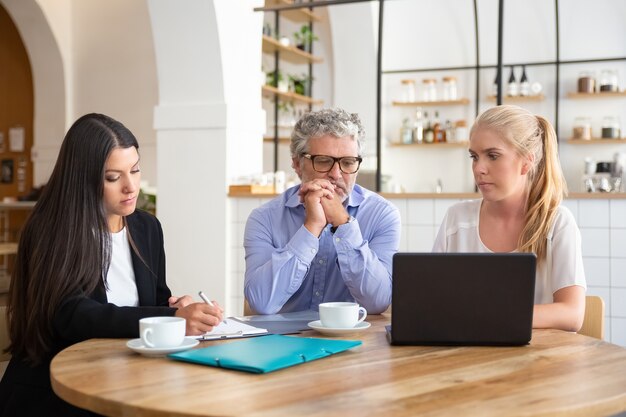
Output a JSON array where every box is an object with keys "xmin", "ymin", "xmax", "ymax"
[{"xmin": 302, "ymin": 154, "xmax": 363, "ymax": 174}]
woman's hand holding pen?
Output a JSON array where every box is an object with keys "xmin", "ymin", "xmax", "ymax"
[
  {"xmin": 168, "ymin": 295, "xmax": 194, "ymax": 308},
  {"xmin": 172, "ymin": 296, "xmax": 224, "ymax": 335}
]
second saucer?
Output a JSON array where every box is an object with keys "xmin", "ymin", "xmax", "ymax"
[{"xmin": 307, "ymin": 320, "xmax": 371, "ymax": 336}]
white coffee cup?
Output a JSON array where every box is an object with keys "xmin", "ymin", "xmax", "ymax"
[
  {"xmin": 319, "ymin": 302, "xmax": 367, "ymax": 328},
  {"xmin": 139, "ymin": 316, "xmax": 186, "ymax": 348}
]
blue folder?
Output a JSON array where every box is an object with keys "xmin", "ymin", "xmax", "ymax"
[{"xmin": 168, "ymin": 334, "xmax": 362, "ymax": 374}]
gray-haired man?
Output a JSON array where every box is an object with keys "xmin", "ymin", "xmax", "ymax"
[{"xmin": 244, "ymin": 108, "xmax": 400, "ymax": 315}]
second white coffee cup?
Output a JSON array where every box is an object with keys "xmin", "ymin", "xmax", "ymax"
[
  {"xmin": 139, "ymin": 316, "xmax": 186, "ymax": 348},
  {"xmin": 319, "ymin": 302, "xmax": 367, "ymax": 328}
]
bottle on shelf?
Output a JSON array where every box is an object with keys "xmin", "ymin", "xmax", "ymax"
[
  {"xmin": 507, "ymin": 66, "xmax": 518, "ymax": 97},
  {"xmin": 400, "ymin": 118, "xmax": 413, "ymax": 144},
  {"xmin": 492, "ymin": 70, "xmax": 500, "ymax": 97},
  {"xmin": 442, "ymin": 76, "xmax": 458, "ymax": 101},
  {"xmin": 519, "ymin": 66, "xmax": 530, "ymax": 96},
  {"xmin": 413, "ymin": 108, "xmax": 424, "ymax": 144},
  {"xmin": 444, "ymin": 120, "xmax": 454, "ymax": 142},
  {"xmin": 423, "ymin": 111, "xmax": 434, "ymax": 143},
  {"xmin": 433, "ymin": 111, "xmax": 445, "ymax": 143}
]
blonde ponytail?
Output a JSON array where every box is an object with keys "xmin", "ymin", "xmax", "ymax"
[{"xmin": 519, "ymin": 115, "xmax": 567, "ymax": 260}]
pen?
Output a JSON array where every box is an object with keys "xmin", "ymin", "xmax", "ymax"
[
  {"xmin": 198, "ymin": 291, "xmax": 226, "ymax": 324},
  {"xmin": 198, "ymin": 291, "xmax": 214, "ymax": 306}
]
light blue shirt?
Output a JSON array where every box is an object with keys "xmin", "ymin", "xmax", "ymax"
[{"xmin": 244, "ymin": 184, "xmax": 400, "ymax": 315}]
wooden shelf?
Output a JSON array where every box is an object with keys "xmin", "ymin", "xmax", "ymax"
[
  {"xmin": 262, "ymin": 85, "xmax": 323, "ymax": 105},
  {"xmin": 263, "ymin": 136, "xmax": 291, "ymax": 143},
  {"xmin": 262, "ymin": 35, "xmax": 323, "ymax": 64},
  {"xmin": 262, "ymin": 0, "xmax": 321, "ymax": 22},
  {"xmin": 567, "ymin": 138, "xmax": 626, "ymax": 145},
  {"xmin": 567, "ymin": 91, "xmax": 626, "ymax": 99},
  {"xmin": 0, "ymin": 242, "xmax": 18, "ymax": 256},
  {"xmin": 388, "ymin": 141, "xmax": 469, "ymax": 148},
  {"xmin": 486, "ymin": 94, "xmax": 545, "ymax": 102},
  {"xmin": 392, "ymin": 98, "xmax": 470, "ymax": 107},
  {"xmin": 229, "ymin": 184, "xmax": 275, "ymax": 195}
]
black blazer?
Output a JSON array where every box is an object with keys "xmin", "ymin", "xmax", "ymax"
[{"xmin": 0, "ymin": 210, "xmax": 177, "ymax": 417}]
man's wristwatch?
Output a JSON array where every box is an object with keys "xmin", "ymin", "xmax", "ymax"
[{"xmin": 330, "ymin": 216, "xmax": 353, "ymax": 234}]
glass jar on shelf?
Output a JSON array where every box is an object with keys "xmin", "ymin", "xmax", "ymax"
[
  {"xmin": 577, "ymin": 71, "xmax": 596, "ymax": 93},
  {"xmin": 601, "ymin": 116, "xmax": 621, "ymax": 139},
  {"xmin": 572, "ymin": 117, "xmax": 592, "ymax": 140},
  {"xmin": 422, "ymin": 78, "xmax": 437, "ymax": 101},
  {"xmin": 442, "ymin": 76, "xmax": 458, "ymax": 101},
  {"xmin": 454, "ymin": 120, "xmax": 468, "ymax": 142},
  {"xmin": 400, "ymin": 118, "xmax": 413, "ymax": 144},
  {"xmin": 599, "ymin": 69, "xmax": 619, "ymax": 92},
  {"xmin": 400, "ymin": 79, "xmax": 416, "ymax": 102}
]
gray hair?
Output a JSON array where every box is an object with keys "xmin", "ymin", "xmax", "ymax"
[{"xmin": 290, "ymin": 108, "xmax": 365, "ymax": 158}]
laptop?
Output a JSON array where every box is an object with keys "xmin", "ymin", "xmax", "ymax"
[{"xmin": 388, "ymin": 253, "xmax": 536, "ymax": 346}]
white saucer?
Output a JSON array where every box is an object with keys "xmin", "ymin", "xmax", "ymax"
[
  {"xmin": 307, "ymin": 320, "xmax": 371, "ymax": 336},
  {"xmin": 126, "ymin": 337, "xmax": 199, "ymax": 357}
]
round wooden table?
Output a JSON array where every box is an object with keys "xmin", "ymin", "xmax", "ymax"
[{"xmin": 51, "ymin": 314, "xmax": 626, "ymax": 417}]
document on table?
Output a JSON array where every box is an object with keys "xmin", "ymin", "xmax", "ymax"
[
  {"xmin": 198, "ymin": 318, "xmax": 268, "ymax": 341},
  {"xmin": 235, "ymin": 310, "xmax": 319, "ymax": 334}
]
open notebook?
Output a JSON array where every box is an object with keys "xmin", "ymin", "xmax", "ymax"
[{"xmin": 197, "ymin": 318, "xmax": 268, "ymax": 341}]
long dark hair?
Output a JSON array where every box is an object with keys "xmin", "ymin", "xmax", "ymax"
[{"xmin": 7, "ymin": 113, "xmax": 139, "ymax": 364}]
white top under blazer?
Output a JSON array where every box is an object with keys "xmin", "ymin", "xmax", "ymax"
[{"xmin": 106, "ymin": 227, "xmax": 140, "ymax": 307}]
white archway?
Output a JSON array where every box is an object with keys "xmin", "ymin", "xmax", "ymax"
[{"xmin": 0, "ymin": 0, "xmax": 66, "ymax": 186}]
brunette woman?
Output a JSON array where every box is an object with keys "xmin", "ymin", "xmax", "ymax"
[{"xmin": 0, "ymin": 113, "xmax": 222, "ymax": 416}]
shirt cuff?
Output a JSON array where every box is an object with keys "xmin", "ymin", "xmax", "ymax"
[
  {"xmin": 286, "ymin": 225, "xmax": 321, "ymax": 265},
  {"xmin": 332, "ymin": 217, "xmax": 363, "ymax": 251}
]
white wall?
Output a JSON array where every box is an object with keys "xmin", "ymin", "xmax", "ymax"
[
  {"xmin": 71, "ymin": 0, "xmax": 158, "ymax": 185},
  {"xmin": 328, "ymin": 3, "xmax": 378, "ymax": 168}
]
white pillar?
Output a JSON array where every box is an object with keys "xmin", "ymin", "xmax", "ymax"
[{"xmin": 147, "ymin": 0, "xmax": 264, "ymax": 314}]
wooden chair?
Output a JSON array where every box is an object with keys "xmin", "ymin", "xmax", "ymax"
[
  {"xmin": 243, "ymin": 299, "xmax": 256, "ymax": 316},
  {"xmin": 0, "ymin": 305, "xmax": 11, "ymax": 377},
  {"xmin": 578, "ymin": 295, "xmax": 605, "ymax": 340}
]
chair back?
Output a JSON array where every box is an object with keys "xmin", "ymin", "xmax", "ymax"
[
  {"xmin": 243, "ymin": 299, "xmax": 256, "ymax": 316},
  {"xmin": 578, "ymin": 296, "xmax": 605, "ymax": 340},
  {"xmin": 0, "ymin": 305, "xmax": 11, "ymax": 377}
]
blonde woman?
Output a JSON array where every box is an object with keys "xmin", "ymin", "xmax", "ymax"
[{"xmin": 433, "ymin": 105, "xmax": 586, "ymax": 331}]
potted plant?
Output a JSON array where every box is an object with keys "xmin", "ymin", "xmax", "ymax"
[
  {"xmin": 289, "ymin": 73, "xmax": 313, "ymax": 96},
  {"xmin": 266, "ymin": 69, "xmax": 289, "ymax": 92},
  {"xmin": 293, "ymin": 25, "xmax": 318, "ymax": 52}
]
